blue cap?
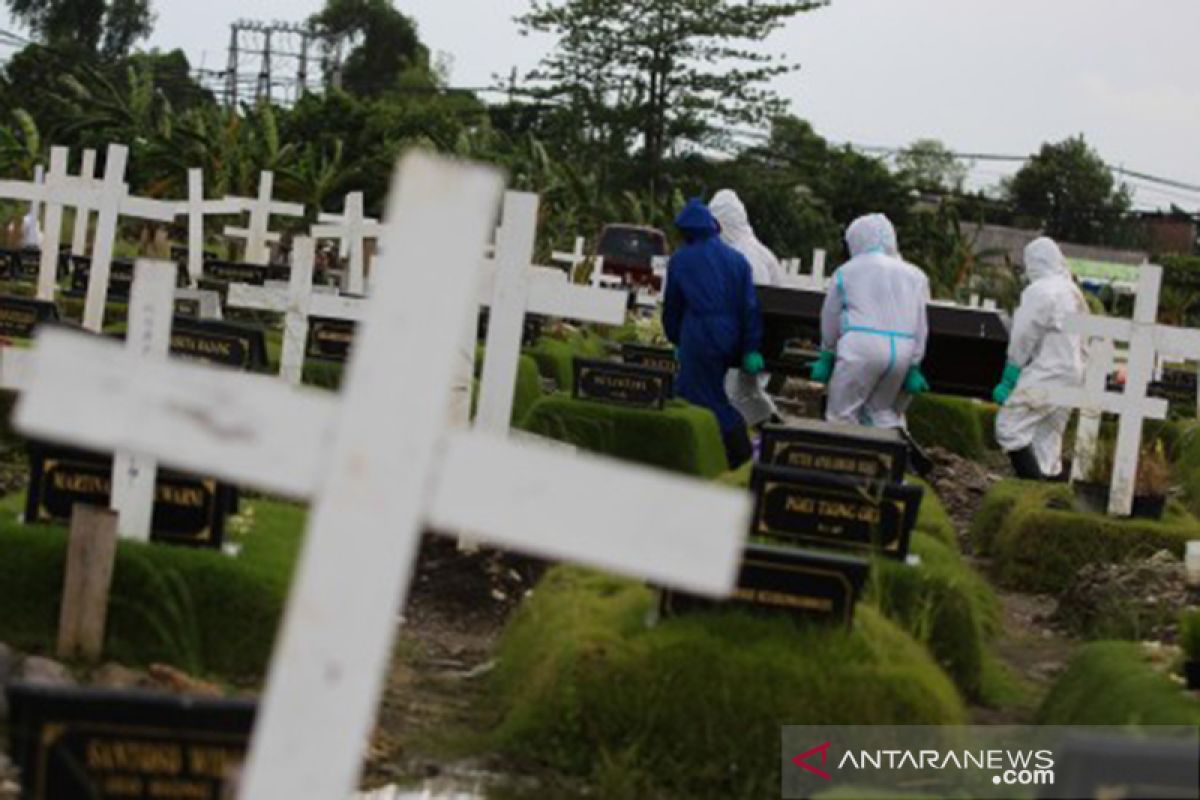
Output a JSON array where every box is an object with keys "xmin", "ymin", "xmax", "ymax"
[{"xmin": 674, "ymin": 198, "xmax": 719, "ymax": 237}]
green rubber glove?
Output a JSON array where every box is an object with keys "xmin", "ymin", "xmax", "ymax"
[
  {"xmin": 742, "ymin": 351, "xmax": 765, "ymax": 375},
  {"xmin": 810, "ymin": 350, "xmax": 835, "ymax": 384},
  {"xmin": 903, "ymin": 365, "xmax": 930, "ymax": 395},
  {"xmin": 992, "ymin": 362, "xmax": 1022, "ymax": 406}
]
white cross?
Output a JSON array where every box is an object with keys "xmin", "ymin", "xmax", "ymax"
[
  {"xmin": 551, "ymin": 235, "xmax": 586, "ymax": 279},
  {"xmin": 476, "ymin": 193, "xmax": 627, "ymax": 435},
  {"xmin": 812, "ymin": 248, "xmax": 827, "ymax": 286},
  {"xmin": 14, "ymin": 151, "xmax": 749, "ymax": 798},
  {"xmin": 27, "ymin": 163, "xmax": 45, "ymax": 235},
  {"xmin": 223, "ymin": 172, "xmax": 304, "ymax": 266},
  {"xmin": 1067, "ymin": 337, "xmax": 1118, "ymax": 483},
  {"xmin": 1040, "ymin": 265, "xmax": 1200, "ymax": 515},
  {"xmin": 313, "ymin": 192, "xmax": 381, "ymax": 295},
  {"xmin": 110, "ymin": 260, "xmax": 178, "ymax": 540},
  {"xmin": 227, "ymin": 238, "xmax": 365, "ymax": 385},
  {"xmin": 175, "ymin": 169, "xmax": 246, "ymax": 286},
  {"xmin": 70, "ymin": 149, "xmax": 96, "ymax": 257}
]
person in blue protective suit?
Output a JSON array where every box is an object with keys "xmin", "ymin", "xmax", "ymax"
[
  {"xmin": 811, "ymin": 214, "xmax": 931, "ymax": 428},
  {"xmin": 663, "ymin": 198, "xmax": 765, "ymax": 469}
]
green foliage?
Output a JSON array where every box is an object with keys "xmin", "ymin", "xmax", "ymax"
[
  {"xmin": 6, "ymin": 0, "xmax": 154, "ymax": 58},
  {"xmin": 521, "ymin": 395, "xmax": 728, "ymax": 478},
  {"xmin": 0, "ymin": 497, "xmax": 303, "ymax": 678},
  {"xmin": 309, "ymin": 0, "xmax": 433, "ymax": 99},
  {"xmin": 516, "ymin": 0, "xmax": 826, "ymax": 192},
  {"xmin": 907, "ymin": 394, "xmax": 994, "ymax": 460},
  {"xmin": 895, "ymin": 139, "xmax": 967, "ymax": 194},
  {"xmin": 486, "ymin": 567, "xmax": 965, "ymax": 798},
  {"xmin": 971, "ymin": 480, "xmax": 1200, "ymax": 593},
  {"xmin": 1181, "ymin": 610, "xmax": 1200, "ymax": 662},
  {"xmin": 522, "ymin": 329, "xmax": 610, "ymax": 390},
  {"xmin": 1008, "ymin": 135, "xmax": 1134, "ymax": 247},
  {"xmin": 1038, "ymin": 642, "xmax": 1200, "ymax": 725},
  {"xmin": 1171, "ymin": 422, "xmax": 1200, "ymax": 518}
]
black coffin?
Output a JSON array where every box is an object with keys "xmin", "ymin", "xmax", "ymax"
[{"xmin": 757, "ymin": 285, "xmax": 1010, "ymax": 400}]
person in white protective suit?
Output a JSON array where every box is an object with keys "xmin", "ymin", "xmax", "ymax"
[
  {"xmin": 20, "ymin": 210, "xmax": 41, "ymax": 250},
  {"xmin": 811, "ymin": 214, "xmax": 931, "ymax": 428},
  {"xmin": 992, "ymin": 237, "xmax": 1087, "ymax": 480},
  {"xmin": 710, "ymin": 189, "xmax": 783, "ymax": 427}
]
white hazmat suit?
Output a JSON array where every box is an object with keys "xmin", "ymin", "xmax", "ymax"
[
  {"xmin": 710, "ymin": 189, "xmax": 781, "ymax": 426},
  {"xmin": 20, "ymin": 211, "xmax": 41, "ymax": 250},
  {"xmin": 820, "ymin": 214, "xmax": 930, "ymax": 429},
  {"xmin": 994, "ymin": 237, "xmax": 1087, "ymax": 478}
]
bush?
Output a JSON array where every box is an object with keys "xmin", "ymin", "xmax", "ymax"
[
  {"xmin": 521, "ymin": 395, "xmax": 728, "ymax": 478},
  {"xmin": 0, "ymin": 497, "xmax": 303, "ymax": 679},
  {"xmin": 1038, "ymin": 642, "xmax": 1200, "ymax": 725},
  {"xmin": 1181, "ymin": 610, "xmax": 1200, "ymax": 663},
  {"xmin": 524, "ymin": 329, "xmax": 611, "ymax": 390},
  {"xmin": 907, "ymin": 395, "xmax": 995, "ymax": 460},
  {"xmin": 1172, "ymin": 422, "xmax": 1200, "ymax": 518},
  {"xmin": 971, "ymin": 480, "xmax": 1200, "ymax": 593},
  {"xmin": 486, "ymin": 567, "xmax": 965, "ymax": 799}
]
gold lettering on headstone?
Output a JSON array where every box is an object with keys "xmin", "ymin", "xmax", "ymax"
[
  {"xmin": 52, "ymin": 470, "xmax": 110, "ymax": 494},
  {"xmin": 157, "ymin": 484, "xmax": 207, "ymax": 508},
  {"xmin": 733, "ymin": 587, "xmax": 834, "ymax": 612},
  {"xmin": 86, "ymin": 739, "xmax": 183, "ymax": 774},
  {"xmin": 0, "ymin": 308, "xmax": 36, "ymax": 326},
  {"xmin": 172, "ymin": 334, "xmax": 236, "ymax": 359}
]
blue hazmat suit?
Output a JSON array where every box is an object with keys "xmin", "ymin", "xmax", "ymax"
[{"xmin": 663, "ymin": 200, "xmax": 764, "ymax": 451}]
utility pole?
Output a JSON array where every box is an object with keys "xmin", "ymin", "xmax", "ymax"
[{"xmin": 226, "ymin": 26, "xmax": 239, "ymax": 107}]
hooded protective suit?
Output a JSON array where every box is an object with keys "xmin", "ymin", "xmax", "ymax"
[
  {"xmin": 664, "ymin": 199, "xmax": 763, "ymax": 466},
  {"xmin": 820, "ymin": 214, "xmax": 930, "ymax": 428},
  {"xmin": 20, "ymin": 211, "xmax": 40, "ymax": 249},
  {"xmin": 710, "ymin": 189, "xmax": 781, "ymax": 427},
  {"xmin": 994, "ymin": 237, "xmax": 1087, "ymax": 477}
]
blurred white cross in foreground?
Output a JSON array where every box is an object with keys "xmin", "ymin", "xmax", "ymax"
[{"xmin": 14, "ymin": 151, "xmax": 749, "ymax": 799}]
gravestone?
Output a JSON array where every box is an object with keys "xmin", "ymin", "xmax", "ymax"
[
  {"xmin": 0, "ymin": 296, "xmax": 59, "ymax": 339},
  {"xmin": 312, "ymin": 191, "xmax": 381, "ymax": 296},
  {"xmin": 175, "ymin": 169, "xmax": 246, "ymax": 286},
  {"xmin": 14, "ymin": 152, "xmax": 751, "ymax": 799},
  {"xmin": 25, "ymin": 444, "xmax": 234, "ymax": 548},
  {"xmin": 621, "ymin": 343, "xmax": 677, "ymax": 374},
  {"xmin": 1150, "ymin": 365, "xmax": 1197, "ymax": 415},
  {"xmin": 750, "ymin": 464, "xmax": 921, "ymax": 560},
  {"xmin": 6, "ymin": 682, "xmax": 254, "ymax": 800},
  {"xmin": 572, "ymin": 357, "xmax": 673, "ymax": 410},
  {"xmin": 760, "ymin": 420, "xmax": 908, "ymax": 483},
  {"xmin": 173, "ymin": 289, "xmax": 223, "ymax": 321},
  {"xmin": 757, "ymin": 285, "xmax": 1010, "ymax": 400},
  {"xmin": 169, "ymin": 318, "xmax": 269, "ymax": 372},
  {"xmin": 305, "ymin": 316, "xmax": 357, "ymax": 363},
  {"xmin": 202, "ymin": 260, "xmax": 272, "ymax": 286},
  {"xmin": 67, "ymin": 257, "xmax": 136, "ymax": 300},
  {"xmin": 660, "ymin": 544, "xmax": 869, "ymax": 627}
]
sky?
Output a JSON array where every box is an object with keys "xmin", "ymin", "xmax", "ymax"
[{"xmin": 3, "ymin": 0, "xmax": 1198, "ymax": 210}]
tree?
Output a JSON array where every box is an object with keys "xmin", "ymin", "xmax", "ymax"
[
  {"xmin": 896, "ymin": 138, "xmax": 967, "ymax": 194},
  {"xmin": 516, "ymin": 0, "xmax": 827, "ymax": 196},
  {"xmin": 5, "ymin": 0, "xmax": 154, "ymax": 57},
  {"xmin": 310, "ymin": 0, "xmax": 433, "ymax": 98},
  {"xmin": 1008, "ymin": 135, "xmax": 1132, "ymax": 246}
]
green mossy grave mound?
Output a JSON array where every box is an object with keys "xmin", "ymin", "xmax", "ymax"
[
  {"xmin": 0, "ymin": 495, "xmax": 302, "ymax": 679},
  {"xmin": 486, "ymin": 567, "xmax": 965, "ymax": 799},
  {"xmin": 1038, "ymin": 642, "xmax": 1200, "ymax": 725},
  {"xmin": 971, "ymin": 480, "xmax": 1200, "ymax": 593},
  {"xmin": 524, "ymin": 329, "xmax": 610, "ymax": 390},
  {"xmin": 907, "ymin": 394, "xmax": 999, "ymax": 459},
  {"xmin": 521, "ymin": 395, "xmax": 727, "ymax": 478}
]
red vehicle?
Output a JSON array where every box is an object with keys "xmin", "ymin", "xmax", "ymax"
[{"xmin": 595, "ymin": 224, "xmax": 669, "ymax": 290}]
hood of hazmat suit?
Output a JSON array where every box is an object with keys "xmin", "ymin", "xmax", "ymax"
[
  {"xmin": 994, "ymin": 236, "xmax": 1089, "ymax": 475},
  {"xmin": 709, "ymin": 189, "xmax": 784, "ymax": 287},
  {"xmin": 818, "ymin": 214, "xmax": 930, "ymax": 428},
  {"xmin": 663, "ymin": 199, "xmax": 763, "ymax": 434}
]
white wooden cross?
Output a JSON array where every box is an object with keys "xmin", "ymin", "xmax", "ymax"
[
  {"xmin": 110, "ymin": 260, "xmax": 178, "ymax": 540},
  {"xmin": 313, "ymin": 192, "xmax": 381, "ymax": 295},
  {"xmin": 69, "ymin": 149, "xmax": 96, "ymax": 257},
  {"xmin": 223, "ymin": 172, "xmax": 304, "ymax": 266},
  {"xmin": 551, "ymin": 235, "xmax": 586, "ymax": 278},
  {"xmin": 1068, "ymin": 337, "xmax": 1117, "ymax": 483},
  {"xmin": 811, "ymin": 248, "xmax": 827, "ymax": 286},
  {"xmin": 27, "ymin": 163, "xmax": 45, "ymax": 239},
  {"xmin": 227, "ymin": 238, "xmax": 365, "ymax": 385},
  {"xmin": 175, "ymin": 169, "xmax": 247, "ymax": 286},
  {"xmin": 476, "ymin": 193, "xmax": 627, "ymax": 435},
  {"xmin": 14, "ymin": 151, "xmax": 749, "ymax": 798},
  {"xmin": 1040, "ymin": 265, "xmax": 1200, "ymax": 514}
]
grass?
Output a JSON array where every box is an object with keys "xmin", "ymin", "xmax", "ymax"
[
  {"xmin": 485, "ymin": 567, "xmax": 965, "ymax": 799},
  {"xmin": 523, "ymin": 328, "xmax": 611, "ymax": 390},
  {"xmin": 1038, "ymin": 642, "xmax": 1200, "ymax": 725},
  {"xmin": 907, "ymin": 394, "xmax": 997, "ymax": 460},
  {"xmin": 0, "ymin": 492, "xmax": 304, "ymax": 680},
  {"xmin": 521, "ymin": 395, "xmax": 728, "ymax": 478},
  {"xmin": 971, "ymin": 480, "xmax": 1200, "ymax": 593}
]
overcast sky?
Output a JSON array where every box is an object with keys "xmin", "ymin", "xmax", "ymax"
[{"xmin": 4, "ymin": 0, "xmax": 1198, "ymax": 210}]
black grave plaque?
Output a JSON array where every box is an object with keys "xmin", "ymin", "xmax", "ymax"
[
  {"xmin": 621, "ymin": 343, "xmax": 678, "ymax": 374},
  {"xmin": 751, "ymin": 464, "xmax": 921, "ymax": 560},
  {"xmin": 174, "ymin": 297, "xmax": 201, "ymax": 318},
  {"xmin": 0, "ymin": 295, "xmax": 58, "ymax": 339},
  {"xmin": 477, "ymin": 307, "xmax": 543, "ymax": 347},
  {"xmin": 202, "ymin": 260, "xmax": 270, "ymax": 286},
  {"xmin": 170, "ymin": 318, "xmax": 268, "ymax": 372},
  {"xmin": 25, "ymin": 445, "xmax": 235, "ymax": 549},
  {"xmin": 660, "ymin": 544, "xmax": 869, "ymax": 627},
  {"xmin": 67, "ymin": 258, "xmax": 135, "ymax": 300},
  {"xmin": 305, "ymin": 316, "xmax": 357, "ymax": 362},
  {"xmin": 760, "ymin": 420, "xmax": 908, "ymax": 482},
  {"xmin": 572, "ymin": 357, "xmax": 672, "ymax": 410},
  {"xmin": 6, "ymin": 682, "xmax": 255, "ymax": 800}
]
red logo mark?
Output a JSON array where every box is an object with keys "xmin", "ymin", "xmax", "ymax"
[{"xmin": 792, "ymin": 741, "xmax": 833, "ymax": 780}]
